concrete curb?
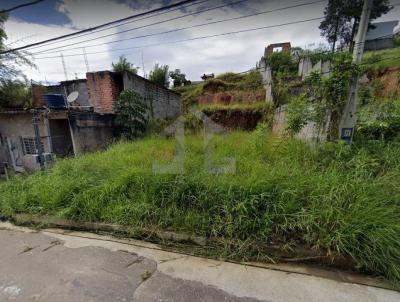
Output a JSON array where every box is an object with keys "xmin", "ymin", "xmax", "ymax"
[{"xmin": 7, "ymin": 214, "xmax": 397, "ymax": 292}]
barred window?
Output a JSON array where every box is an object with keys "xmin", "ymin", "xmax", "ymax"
[{"xmin": 22, "ymin": 137, "xmax": 44, "ymax": 155}]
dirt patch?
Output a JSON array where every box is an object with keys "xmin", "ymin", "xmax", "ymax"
[
  {"xmin": 198, "ymin": 90, "xmax": 265, "ymax": 106},
  {"xmin": 202, "ymin": 109, "xmax": 265, "ymax": 130}
]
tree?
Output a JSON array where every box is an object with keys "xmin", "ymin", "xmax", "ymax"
[
  {"xmin": 112, "ymin": 55, "xmax": 139, "ymax": 74},
  {"xmin": 113, "ymin": 89, "xmax": 148, "ymax": 139},
  {"xmin": 149, "ymin": 63, "xmax": 169, "ymax": 87},
  {"xmin": 169, "ymin": 69, "xmax": 188, "ymax": 87},
  {"xmin": 0, "ymin": 12, "xmax": 34, "ymax": 79},
  {"xmin": 0, "ymin": 79, "xmax": 32, "ymax": 108},
  {"xmin": 319, "ymin": 0, "xmax": 392, "ymax": 52}
]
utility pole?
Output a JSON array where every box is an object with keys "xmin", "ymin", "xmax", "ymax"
[
  {"xmin": 82, "ymin": 47, "xmax": 90, "ymax": 72},
  {"xmin": 339, "ymin": 0, "xmax": 373, "ymax": 143},
  {"xmin": 32, "ymin": 110, "xmax": 45, "ymax": 170},
  {"xmin": 61, "ymin": 53, "xmax": 68, "ymax": 81},
  {"xmin": 141, "ymin": 50, "xmax": 146, "ymax": 78}
]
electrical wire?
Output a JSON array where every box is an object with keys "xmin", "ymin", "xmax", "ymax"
[
  {"xmin": 25, "ymin": 0, "xmax": 214, "ymax": 51},
  {"xmin": 29, "ymin": 0, "xmax": 253, "ymax": 55},
  {"xmin": 0, "ymin": 0, "xmax": 199, "ymax": 54},
  {"xmin": 31, "ymin": 17, "xmax": 324, "ymax": 60},
  {"xmin": 30, "ymin": 0, "xmax": 327, "ymax": 56},
  {"xmin": 0, "ymin": 0, "xmax": 45, "ymax": 14}
]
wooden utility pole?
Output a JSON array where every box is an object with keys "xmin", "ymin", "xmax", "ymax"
[{"xmin": 339, "ymin": 0, "xmax": 373, "ymax": 143}]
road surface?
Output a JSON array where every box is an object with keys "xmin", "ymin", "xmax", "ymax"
[{"xmin": 0, "ymin": 222, "xmax": 399, "ymax": 302}]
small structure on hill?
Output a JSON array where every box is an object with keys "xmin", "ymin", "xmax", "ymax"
[
  {"xmin": 201, "ymin": 73, "xmax": 215, "ymax": 81},
  {"xmin": 264, "ymin": 42, "xmax": 291, "ymax": 58},
  {"xmin": 257, "ymin": 42, "xmax": 292, "ymax": 103}
]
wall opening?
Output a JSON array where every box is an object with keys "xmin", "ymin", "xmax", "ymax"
[{"xmin": 49, "ymin": 119, "xmax": 74, "ymax": 157}]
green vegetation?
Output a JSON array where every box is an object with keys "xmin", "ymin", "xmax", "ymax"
[
  {"xmin": 112, "ymin": 55, "xmax": 139, "ymax": 74},
  {"xmin": 319, "ymin": 0, "xmax": 392, "ymax": 51},
  {"xmin": 0, "ymin": 79, "xmax": 33, "ymax": 108},
  {"xmin": 175, "ymin": 71, "xmax": 265, "ymax": 112},
  {"xmin": 0, "ymin": 129, "xmax": 399, "ymax": 283},
  {"xmin": 363, "ymin": 47, "xmax": 400, "ymax": 72},
  {"xmin": 356, "ymin": 98, "xmax": 400, "ymax": 141},
  {"xmin": 286, "ymin": 53, "xmax": 359, "ymax": 139},
  {"xmin": 169, "ymin": 69, "xmax": 189, "ymax": 87},
  {"xmin": 113, "ymin": 89, "xmax": 148, "ymax": 138},
  {"xmin": 198, "ymin": 101, "xmax": 270, "ymax": 112},
  {"xmin": 149, "ymin": 63, "xmax": 170, "ymax": 88},
  {"xmin": 0, "ymin": 13, "xmax": 33, "ymax": 79}
]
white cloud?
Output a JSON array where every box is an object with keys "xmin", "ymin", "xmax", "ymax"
[
  {"xmin": 6, "ymin": 0, "xmax": 398, "ymax": 83},
  {"xmin": 56, "ymin": 0, "xmax": 135, "ymax": 29}
]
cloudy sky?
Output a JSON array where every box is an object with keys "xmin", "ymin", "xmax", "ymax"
[{"xmin": 2, "ymin": 0, "xmax": 400, "ymax": 83}]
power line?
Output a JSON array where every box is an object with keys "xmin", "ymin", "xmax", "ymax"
[
  {"xmin": 31, "ymin": 0, "xmax": 327, "ymax": 56},
  {"xmin": 25, "ymin": 0, "xmax": 214, "ymax": 51},
  {"xmin": 0, "ymin": 0, "xmax": 45, "ymax": 14},
  {"xmin": 30, "ymin": 0, "xmax": 253, "ymax": 55},
  {"xmin": 32, "ymin": 17, "xmax": 324, "ymax": 60},
  {"xmin": 0, "ymin": 0, "xmax": 199, "ymax": 54}
]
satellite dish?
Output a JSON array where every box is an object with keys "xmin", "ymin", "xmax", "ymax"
[{"xmin": 67, "ymin": 91, "xmax": 79, "ymax": 104}]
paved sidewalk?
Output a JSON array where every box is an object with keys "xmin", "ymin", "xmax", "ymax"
[{"xmin": 0, "ymin": 222, "xmax": 399, "ymax": 302}]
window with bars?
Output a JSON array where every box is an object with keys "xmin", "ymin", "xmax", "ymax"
[{"xmin": 21, "ymin": 137, "xmax": 44, "ymax": 155}]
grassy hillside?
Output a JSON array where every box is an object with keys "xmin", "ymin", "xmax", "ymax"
[
  {"xmin": 175, "ymin": 71, "xmax": 265, "ymax": 111},
  {"xmin": 363, "ymin": 46, "xmax": 400, "ymax": 72},
  {"xmin": 0, "ymin": 129, "xmax": 400, "ymax": 283}
]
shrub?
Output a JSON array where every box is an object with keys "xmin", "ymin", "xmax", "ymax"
[
  {"xmin": 356, "ymin": 99, "xmax": 400, "ymax": 141},
  {"xmin": 0, "ymin": 79, "xmax": 32, "ymax": 108},
  {"xmin": 113, "ymin": 89, "xmax": 148, "ymax": 139},
  {"xmin": 267, "ymin": 51, "xmax": 297, "ymax": 76},
  {"xmin": 237, "ymin": 71, "xmax": 264, "ymax": 91},
  {"xmin": 285, "ymin": 94, "xmax": 312, "ymax": 136}
]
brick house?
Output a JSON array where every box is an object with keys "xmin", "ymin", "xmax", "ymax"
[{"xmin": 0, "ymin": 71, "xmax": 181, "ymax": 172}]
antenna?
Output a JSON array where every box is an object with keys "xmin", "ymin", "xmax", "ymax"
[
  {"xmin": 141, "ymin": 50, "xmax": 146, "ymax": 78},
  {"xmin": 61, "ymin": 53, "xmax": 68, "ymax": 81},
  {"xmin": 82, "ymin": 47, "xmax": 89, "ymax": 72},
  {"xmin": 67, "ymin": 91, "xmax": 79, "ymax": 106}
]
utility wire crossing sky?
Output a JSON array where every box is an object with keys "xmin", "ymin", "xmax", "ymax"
[{"xmin": 2, "ymin": 0, "xmax": 400, "ymax": 83}]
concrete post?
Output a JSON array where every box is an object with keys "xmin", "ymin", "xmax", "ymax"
[{"xmin": 339, "ymin": 0, "xmax": 373, "ymax": 143}]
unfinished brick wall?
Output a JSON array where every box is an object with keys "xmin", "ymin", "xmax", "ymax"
[
  {"xmin": 122, "ymin": 72, "xmax": 181, "ymax": 120},
  {"xmin": 265, "ymin": 42, "xmax": 291, "ymax": 58},
  {"xmin": 86, "ymin": 71, "xmax": 122, "ymax": 113}
]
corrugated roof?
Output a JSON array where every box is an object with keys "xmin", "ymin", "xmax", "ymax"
[{"xmin": 366, "ymin": 21, "xmax": 399, "ymax": 40}]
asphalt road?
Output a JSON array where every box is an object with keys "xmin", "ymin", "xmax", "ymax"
[{"xmin": 0, "ymin": 224, "xmax": 399, "ymax": 302}]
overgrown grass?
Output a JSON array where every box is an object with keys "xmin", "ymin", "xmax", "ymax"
[
  {"xmin": 198, "ymin": 101, "xmax": 270, "ymax": 111},
  {"xmin": 363, "ymin": 46, "xmax": 400, "ymax": 72},
  {"xmin": 0, "ymin": 130, "xmax": 400, "ymax": 283},
  {"xmin": 175, "ymin": 71, "xmax": 264, "ymax": 112}
]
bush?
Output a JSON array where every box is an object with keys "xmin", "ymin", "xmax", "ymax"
[
  {"xmin": 394, "ymin": 36, "xmax": 400, "ymax": 47},
  {"xmin": 356, "ymin": 99, "xmax": 400, "ymax": 141},
  {"xmin": 267, "ymin": 51, "xmax": 297, "ymax": 76},
  {"xmin": 285, "ymin": 94, "xmax": 312, "ymax": 136},
  {"xmin": 0, "ymin": 79, "xmax": 32, "ymax": 108},
  {"xmin": 237, "ymin": 71, "xmax": 264, "ymax": 91},
  {"xmin": 113, "ymin": 89, "xmax": 148, "ymax": 138}
]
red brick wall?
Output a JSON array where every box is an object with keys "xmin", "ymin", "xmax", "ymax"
[
  {"xmin": 265, "ymin": 42, "xmax": 291, "ymax": 58},
  {"xmin": 86, "ymin": 71, "xmax": 121, "ymax": 113}
]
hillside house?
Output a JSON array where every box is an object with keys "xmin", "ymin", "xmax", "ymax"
[
  {"xmin": 0, "ymin": 71, "xmax": 181, "ymax": 172},
  {"xmin": 365, "ymin": 20, "xmax": 399, "ymax": 51}
]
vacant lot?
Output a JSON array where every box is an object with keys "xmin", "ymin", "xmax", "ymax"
[{"xmin": 0, "ymin": 129, "xmax": 399, "ymax": 283}]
